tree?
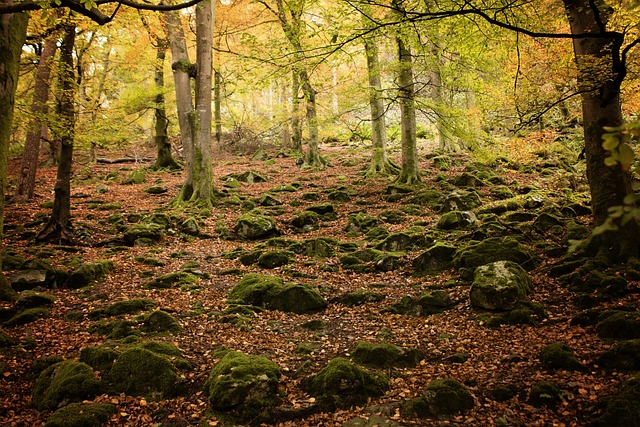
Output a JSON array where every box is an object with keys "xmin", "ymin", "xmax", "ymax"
[{"xmin": 15, "ymin": 33, "xmax": 57, "ymax": 200}]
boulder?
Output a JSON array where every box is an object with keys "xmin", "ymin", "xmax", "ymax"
[
  {"xmin": 453, "ymin": 236, "xmax": 537, "ymax": 276},
  {"xmin": 342, "ymin": 414, "xmax": 399, "ymax": 427},
  {"xmin": 141, "ymin": 310, "xmax": 182, "ymax": 335},
  {"xmin": 540, "ymin": 342, "xmax": 584, "ymax": 371},
  {"xmin": 234, "ymin": 212, "xmax": 279, "ymax": 240},
  {"xmin": 123, "ymin": 222, "xmax": 164, "ymax": 245},
  {"xmin": 257, "ymin": 193, "xmax": 282, "ymax": 206},
  {"xmin": 15, "ymin": 290, "xmax": 55, "ymax": 310},
  {"xmin": 257, "ymin": 250, "xmax": 293, "ymax": 268},
  {"xmin": 9, "ymin": 269, "xmax": 51, "ymax": 291},
  {"xmin": 345, "ymin": 212, "xmax": 380, "ymax": 234},
  {"xmin": 234, "ymin": 170, "xmax": 268, "ymax": 183},
  {"xmin": 67, "ymin": 260, "xmax": 114, "ymax": 289},
  {"xmin": 4, "ymin": 307, "xmax": 48, "ymax": 326},
  {"xmin": 470, "ymin": 261, "xmax": 532, "ymax": 311},
  {"xmin": 529, "ymin": 380, "xmax": 562, "ymax": 407},
  {"xmin": 597, "ymin": 339, "xmax": 640, "ymax": 370},
  {"xmin": 388, "ymin": 291, "xmax": 453, "ymax": 317},
  {"xmin": 401, "ymin": 378, "xmax": 474, "ymax": 418},
  {"xmin": 204, "ymin": 350, "xmax": 281, "ymax": 418},
  {"xmin": 0, "ymin": 277, "xmax": 17, "ymax": 302},
  {"xmin": 374, "ymin": 232, "xmax": 432, "ymax": 252},
  {"xmin": 144, "ymin": 271, "xmax": 198, "ymax": 290},
  {"xmin": 32, "ymin": 361, "xmax": 101, "ymax": 411},
  {"xmin": 80, "ymin": 346, "xmax": 120, "ymax": 372},
  {"xmin": 440, "ymin": 190, "xmax": 482, "ymax": 212},
  {"xmin": 591, "ymin": 376, "xmax": 640, "ymax": 427},
  {"xmin": 452, "ymin": 172, "xmax": 485, "ymax": 187},
  {"xmin": 45, "ymin": 403, "xmax": 115, "ymax": 427},
  {"xmin": 290, "ymin": 238, "xmax": 336, "ymax": 258},
  {"xmin": 412, "ymin": 243, "xmax": 456, "ymax": 275},
  {"xmin": 436, "ymin": 211, "xmax": 477, "ymax": 230},
  {"xmin": 595, "ymin": 311, "xmax": 640, "ymax": 340},
  {"xmin": 352, "ymin": 342, "xmax": 424, "ymax": 368},
  {"xmin": 306, "ymin": 358, "xmax": 388, "ymax": 409}
]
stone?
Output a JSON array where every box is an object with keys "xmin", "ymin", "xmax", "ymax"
[
  {"xmin": 306, "ymin": 358, "xmax": 388, "ymax": 410},
  {"xmin": 91, "ymin": 298, "xmax": 155, "ymax": 318},
  {"xmin": 291, "ymin": 211, "xmax": 320, "ymax": 231},
  {"xmin": 204, "ymin": 350, "xmax": 281, "ymax": 418},
  {"xmin": 67, "ymin": 260, "xmax": 114, "ymax": 289},
  {"xmin": 123, "ymin": 222, "xmax": 164, "ymax": 245},
  {"xmin": 453, "ymin": 237, "xmax": 537, "ymax": 276},
  {"xmin": 14, "ymin": 290, "xmax": 56, "ymax": 310},
  {"xmin": 144, "ymin": 185, "xmax": 167, "ymax": 195},
  {"xmin": 9, "ymin": 270, "xmax": 50, "ymax": 291},
  {"xmin": 257, "ymin": 193, "xmax": 282, "ymax": 206},
  {"xmin": 529, "ymin": 380, "xmax": 562, "ymax": 407},
  {"xmin": 0, "ymin": 277, "xmax": 17, "ymax": 302},
  {"xmin": 290, "ymin": 238, "xmax": 336, "ymax": 258},
  {"xmin": 352, "ymin": 342, "xmax": 424, "ymax": 368},
  {"xmin": 179, "ymin": 217, "xmax": 200, "ymax": 236},
  {"xmin": 328, "ymin": 190, "xmax": 351, "ymax": 202},
  {"xmin": 4, "ymin": 307, "xmax": 48, "ymax": 326},
  {"xmin": 401, "ymin": 378, "xmax": 474, "ymax": 418},
  {"xmin": 440, "ymin": 190, "xmax": 482, "ymax": 212},
  {"xmin": 144, "ymin": 272, "xmax": 198, "ymax": 290},
  {"xmin": 80, "ymin": 346, "xmax": 120, "ymax": 372},
  {"xmin": 452, "ymin": 172, "xmax": 485, "ymax": 187},
  {"xmin": 234, "ymin": 212, "xmax": 279, "ymax": 240},
  {"xmin": 374, "ymin": 232, "xmax": 432, "ymax": 252},
  {"xmin": 470, "ymin": 261, "xmax": 532, "ymax": 311},
  {"xmin": 412, "ymin": 243, "xmax": 456, "ymax": 275},
  {"xmin": 140, "ymin": 310, "xmax": 182, "ymax": 335},
  {"xmin": 32, "ymin": 361, "xmax": 101, "ymax": 411},
  {"xmin": 345, "ymin": 212, "xmax": 380, "ymax": 234},
  {"xmin": 436, "ymin": 211, "xmax": 477, "ymax": 230},
  {"xmin": 596, "ymin": 311, "xmax": 640, "ymax": 340},
  {"xmin": 597, "ymin": 339, "xmax": 640, "ymax": 370},
  {"xmin": 539, "ymin": 342, "xmax": 584, "ymax": 371},
  {"xmin": 44, "ymin": 403, "xmax": 115, "ymax": 427},
  {"xmin": 235, "ymin": 170, "xmax": 268, "ymax": 183},
  {"xmin": 306, "ymin": 203, "xmax": 335, "ymax": 215},
  {"xmin": 388, "ymin": 290, "xmax": 453, "ymax": 317},
  {"xmin": 591, "ymin": 376, "xmax": 640, "ymax": 427},
  {"xmin": 257, "ymin": 250, "xmax": 293, "ymax": 268}
]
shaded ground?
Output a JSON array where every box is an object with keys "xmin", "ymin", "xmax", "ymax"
[{"xmin": 1, "ymin": 141, "xmax": 637, "ymax": 426}]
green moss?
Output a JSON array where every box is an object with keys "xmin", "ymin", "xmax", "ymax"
[
  {"xmin": 307, "ymin": 357, "xmax": 388, "ymax": 409},
  {"xmin": 140, "ymin": 310, "xmax": 182, "ymax": 335},
  {"xmin": 45, "ymin": 402, "xmax": 115, "ymax": 427},
  {"xmin": 4, "ymin": 307, "xmax": 48, "ymax": 326},
  {"xmin": 470, "ymin": 261, "xmax": 532, "ymax": 311},
  {"xmin": 257, "ymin": 250, "xmax": 293, "ymax": 268},
  {"xmin": 228, "ymin": 273, "xmax": 283, "ymax": 306},
  {"xmin": 540, "ymin": 342, "xmax": 584, "ymax": 371},
  {"xmin": 144, "ymin": 271, "xmax": 198, "ymax": 289},
  {"xmin": 453, "ymin": 237, "xmax": 537, "ymax": 275},
  {"xmin": 529, "ymin": 380, "xmax": 562, "ymax": 407},
  {"xmin": 79, "ymin": 346, "xmax": 119, "ymax": 371},
  {"xmin": 15, "ymin": 290, "xmax": 56, "ymax": 310},
  {"xmin": 597, "ymin": 339, "xmax": 640, "ymax": 370},
  {"xmin": 67, "ymin": 260, "xmax": 114, "ymax": 289},
  {"xmin": 402, "ymin": 378, "xmax": 474, "ymax": 418},
  {"xmin": 91, "ymin": 298, "xmax": 155, "ymax": 319},
  {"xmin": 596, "ymin": 311, "xmax": 640, "ymax": 340},
  {"xmin": 352, "ymin": 342, "xmax": 424, "ymax": 368},
  {"xmin": 204, "ymin": 350, "xmax": 281, "ymax": 418},
  {"xmin": 592, "ymin": 376, "xmax": 640, "ymax": 427},
  {"xmin": 32, "ymin": 361, "xmax": 101, "ymax": 411},
  {"xmin": 233, "ymin": 212, "xmax": 278, "ymax": 240}
]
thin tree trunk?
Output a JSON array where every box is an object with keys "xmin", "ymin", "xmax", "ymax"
[
  {"xmin": 36, "ymin": 24, "xmax": 79, "ymax": 245},
  {"xmin": 214, "ymin": 68, "xmax": 222, "ymax": 144},
  {"xmin": 16, "ymin": 35, "xmax": 57, "ymax": 200},
  {"xmin": 395, "ymin": 36, "xmax": 420, "ymax": 185},
  {"xmin": 300, "ymin": 69, "xmax": 325, "ymax": 168},
  {"xmin": 281, "ymin": 82, "xmax": 291, "ymax": 148},
  {"xmin": 152, "ymin": 42, "xmax": 180, "ymax": 170},
  {"xmin": 291, "ymin": 69, "xmax": 302, "ymax": 153},
  {"xmin": 364, "ymin": 35, "xmax": 398, "ymax": 178},
  {"xmin": 0, "ymin": 8, "xmax": 29, "ymax": 276},
  {"xmin": 563, "ymin": 0, "xmax": 639, "ymax": 259},
  {"xmin": 88, "ymin": 46, "xmax": 110, "ymax": 162}
]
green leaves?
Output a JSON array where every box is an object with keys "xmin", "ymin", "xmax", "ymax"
[{"xmin": 602, "ymin": 123, "xmax": 639, "ymax": 171}]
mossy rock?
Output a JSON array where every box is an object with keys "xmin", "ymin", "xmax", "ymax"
[
  {"xmin": 44, "ymin": 402, "xmax": 115, "ymax": 427},
  {"xmin": 306, "ymin": 357, "xmax": 388, "ymax": 410},
  {"xmin": 345, "ymin": 212, "xmax": 380, "ymax": 234},
  {"xmin": 14, "ymin": 290, "xmax": 56, "ymax": 310},
  {"xmin": 10, "ymin": 269, "xmax": 54, "ymax": 291},
  {"xmin": 412, "ymin": 243, "xmax": 456, "ymax": 275},
  {"xmin": 379, "ymin": 209, "xmax": 405, "ymax": 224},
  {"xmin": 453, "ymin": 237, "xmax": 537, "ymax": 276},
  {"xmin": 179, "ymin": 217, "xmax": 200, "ymax": 236},
  {"xmin": 257, "ymin": 193, "xmax": 282, "ymax": 206},
  {"xmin": 452, "ymin": 172, "xmax": 485, "ymax": 188},
  {"xmin": 0, "ymin": 329, "xmax": 15, "ymax": 348},
  {"xmin": 591, "ymin": 375, "xmax": 640, "ymax": 427},
  {"xmin": 123, "ymin": 222, "xmax": 164, "ymax": 245},
  {"xmin": 365, "ymin": 226, "xmax": 390, "ymax": 242},
  {"xmin": 140, "ymin": 310, "xmax": 182, "ymax": 334},
  {"xmin": 338, "ymin": 290, "xmax": 385, "ymax": 307},
  {"xmin": 204, "ymin": 350, "xmax": 281, "ymax": 418},
  {"xmin": 0, "ymin": 276, "xmax": 17, "ymax": 302},
  {"xmin": 122, "ymin": 169, "xmax": 146, "ymax": 184},
  {"xmin": 144, "ymin": 271, "xmax": 198, "ymax": 289},
  {"xmin": 144, "ymin": 185, "xmax": 167, "ymax": 195},
  {"xmin": 388, "ymin": 291, "xmax": 453, "ymax": 317},
  {"xmin": 88, "ymin": 319, "xmax": 139, "ymax": 339},
  {"xmin": 91, "ymin": 298, "xmax": 155, "ymax": 319},
  {"xmin": 4, "ymin": 307, "xmax": 48, "ymax": 326},
  {"xmin": 291, "ymin": 211, "xmax": 321, "ymax": 231},
  {"xmin": 107, "ymin": 347, "xmax": 184, "ymax": 399},
  {"xmin": 405, "ymin": 189, "xmax": 441, "ymax": 207},
  {"xmin": 529, "ymin": 380, "xmax": 562, "ymax": 407},
  {"xmin": 79, "ymin": 346, "xmax": 120, "ymax": 372},
  {"xmin": 540, "ymin": 342, "xmax": 584, "ymax": 371},
  {"xmin": 32, "ymin": 361, "xmax": 101, "ymax": 411},
  {"xmin": 596, "ymin": 311, "xmax": 640, "ymax": 340},
  {"xmin": 440, "ymin": 190, "xmax": 482, "ymax": 212},
  {"xmin": 401, "ymin": 378, "xmax": 474, "ymax": 418},
  {"xmin": 290, "ymin": 238, "xmax": 336, "ymax": 258},
  {"xmin": 68, "ymin": 260, "xmax": 114, "ymax": 289},
  {"xmin": 597, "ymin": 339, "xmax": 640, "ymax": 370},
  {"xmin": 470, "ymin": 261, "xmax": 532, "ymax": 311},
  {"xmin": 306, "ymin": 203, "xmax": 335, "ymax": 215},
  {"xmin": 235, "ymin": 170, "xmax": 268, "ymax": 183},
  {"xmin": 342, "ymin": 414, "xmax": 400, "ymax": 427},
  {"xmin": 374, "ymin": 232, "xmax": 432, "ymax": 252},
  {"xmin": 436, "ymin": 211, "xmax": 477, "ymax": 230},
  {"xmin": 234, "ymin": 212, "xmax": 279, "ymax": 240},
  {"xmin": 491, "ymin": 186, "xmax": 515, "ymax": 200},
  {"xmin": 504, "ymin": 211, "xmax": 537, "ymax": 223},
  {"xmin": 432, "ymin": 155, "xmax": 452, "ymax": 170},
  {"xmin": 228, "ymin": 273, "xmax": 283, "ymax": 306},
  {"xmin": 2, "ymin": 249, "xmax": 26, "ymax": 271},
  {"xmin": 257, "ymin": 250, "xmax": 294, "ymax": 269},
  {"xmin": 328, "ymin": 190, "xmax": 351, "ymax": 202},
  {"xmin": 352, "ymin": 342, "xmax": 424, "ymax": 368}
]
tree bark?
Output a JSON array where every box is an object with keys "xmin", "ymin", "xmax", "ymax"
[
  {"xmin": 563, "ymin": 0, "xmax": 639, "ymax": 259},
  {"xmin": 0, "ymin": 8, "xmax": 29, "ymax": 274},
  {"xmin": 300, "ymin": 69, "xmax": 325, "ymax": 168},
  {"xmin": 36, "ymin": 24, "xmax": 79, "ymax": 245},
  {"xmin": 291, "ymin": 69, "xmax": 302, "ymax": 152},
  {"xmin": 16, "ymin": 34, "xmax": 57, "ymax": 200},
  {"xmin": 214, "ymin": 68, "xmax": 222, "ymax": 144},
  {"xmin": 152, "ymin": 42, "xmax": 180, "ymax": 170},
  {"xmin": 395, "ymin": 36, "xmax": 420, "ymax": 185},
  {"xmin": 364, "ymin": 35, "xmax": 398, "ymax": 178}
]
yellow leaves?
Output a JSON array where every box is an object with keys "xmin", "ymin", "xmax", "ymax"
[{"xmin": 602, "ymin": 122, "xmax": 638, "ymax": 171}]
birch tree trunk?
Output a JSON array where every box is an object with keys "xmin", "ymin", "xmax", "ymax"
[
  {"xmin": 395, "ymin": 36, "xmax": 420, "ymax": 185},
  {"xmin": 152, "ymin": 42, "xmax": 180, "ymax": 170}
]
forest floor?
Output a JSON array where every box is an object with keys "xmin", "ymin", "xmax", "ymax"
[{"xmin": 1, "ymin": 139, "xmax": 638, "ymax": 427}]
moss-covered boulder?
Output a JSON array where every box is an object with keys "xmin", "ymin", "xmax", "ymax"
[
  {"xmin": 540, "ymin": 342, "xmax": 584, "ymax": 371},
  {"xmin": 412, "ymin": 243, "xmax": 456, "ymax": 275},
  {"xmin": 0, "ymin": 277, "xmax": 17, "ymax": 301},
  {"xmin": 306, "ymin": 202, "xmax": 335, "ymax": 215},
  {"xmin": 453, "ymin": 237, "xmax": 537, "ymax": 277},
  {"xmin": 204, "ymin": 350, "xmax": 281, "ymax": 418},
  {"xmin": 257, "ymin": 250, "xmax": 293, "ymax": 268},
  {"xmin": 436, "ymin": 211, "xmax": 477, "ymax": 230},
  {"xmin": 529, "ymin": 380, "xmax": 562, "ymax": 407},
  {"xmin": 32, "ymin": 361, "xmax": 101, "ymax": 411},
  {"xmin": 228, "ymin": 273, "xmax": 326, "ymax": 314},
  {"xmin": 67, "ymin": 260, "xmax": 114, "ymax": 289},
  {"xmin": 107, "ymin": 347, "xmax": 183, "ymax": 399},
  {"xmin": 352, "ymin": 342, "xmax": 424, "ymax": 368},
  {"xmin": 0, "ymin": 329, "xmax": 15, "ymax": 347},
  {"xmin": 123, "ymin": 222, "xmax": 164, "ymax": 245},
  {"xmin": 591, "ymin": 376, "xmax": 640, "ymax": 427},
  {"xmin": 401, "ymin": 378, "xmax": 474, "ymax": 418},
  {"xmin": 79, "ymin": 346, "xmax": 120, "ymax": 372},
  {"xmin": 388, "ymin": 290, "xmax": 453, "ymax": 317},
  {"xmin": 597, "ymin": 339, "xmax": 640, "ymax": 370},
  {"xmin": 337, "ymin": 290, "xmax": 385, "ymax": 307},
  {"xmin": 470, "ymin": 261, "xmax": 532, "ymax": 311},
  {"xmin": 452, "ymin": 172, "xmax": 485, "ymax": 188},
  {"xmin": 306, "ymin": 358, "xmax": 388, "ymax": 409},
  {"xmin": 595, "ymin": 311, "xmax": 640, "ymax": 340},
  {"xmin": 234, "ymin": 212, "xmax": 279, "ymax": 240},
  {"xmin": 144, "ymin": 271, "xmax": 198, "ymax": 290},
  {"xmin": 15, "ymin": 290, "xmax": 56, "ymax": 310},
  {"xmin": 290, "ymin": 238, "xmax": 336, "ymax": 258},
  {"xmin": 10, "ymin": 269, "xmax": 52, "ymax": 291},
  {"xmin": 440, "ymin": 190, "xmax": 482, "ymax": 212},
  {"xmin": 45, "ymin": 403, "xmax": 116, "ymax": 427},
  {"xmin": 345, "ymin": 212, "xmax": 380, "ymax": 234},
  {"xmin": 140, "ymin": 310, "xmax": 182, "ymax": 334},
  {"xmin": 374, "ymin": 232, "xmax": 431, "ymax": 252},
  {"xmin": 235, "ymin": 170, "xmax": 268, "ymax": 183},
  {"xmin": 291, "ymin": 211, "xmax": 321, "ymax": 231},
  {"xmin": 257, "ymin": 193, "xmax": 282, "ymax": 206},
  {"xmin": 4, "ymin": 307, "xmax": 48, "ymax": 326}
]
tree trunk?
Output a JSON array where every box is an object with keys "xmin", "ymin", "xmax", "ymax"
[
  {"xmin": 364, "ymin": 35, "xmax": 398, "ymax": 178},
  {"xmin": 291, "ymin": 69, "xmax": 302, "ymax": 153},
  {"xmin": 15, "ymin": 34, "xmax": 57, "ymax": 200},
  {"xmin": 395, "ymin": 36, "xmax": 420, "ymax": 185},
  {"xmin": 0, "ymin": 8, "xmax": 29, "ymax": 275},
  {"xmin": 214, "ymin": 68, "xmax": 222, "ymax": 144},
  {"xmin": 281, "ymin": 82, "xmax": 291, "ymax": 148},
  {"xmin": 300, "ymin": 69, "xmax": 325, "ymax": 169},
  {"xmin": 152, "ymin": 43, "xmax": 180, "ymax": 170},
  {"xmin": 563, "ymin": 0, "xmax": 640, "ymax": 259},
  {"xmin": 88, "ymin": 45, "xmax": 110, "ymax": 162},
  {"xmin": 36, "ymin": 24, "xmax": 79, "ymax": 245}
]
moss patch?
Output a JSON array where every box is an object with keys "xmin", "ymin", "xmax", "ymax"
[
  {"xmin": 401, "ymin": 378, "xmax": 474, "ymax": 418},
  {"xmin": 32, "ymin": 361, "xmax": 100, "ymax": 411},
  {"xmin": 45, "ymin": 402, "xmax": 115, "ymax": 427},
  {"xmin": 352, "ymin": 342, "xmax": 424, "ymax": 368}
]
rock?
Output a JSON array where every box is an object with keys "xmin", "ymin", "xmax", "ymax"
[
  {"xmin": 491, "ymin": 186, "xmax": 515, "ymax": 200},
  {"xmin": 234, "ymin": 170, "xmax": 268, "ymax": 183},
  {"xmin": 591, "ymin": 376, "xmax": 640, "ymax": 427},
  {"xmin": 401, "ymin": 378, "xmax": 474, "ymax": 418},
  {"xmin": 179, "ymin": 217, "xmax": 200, "ymax": 236},
  {"xmin": 453, "ymin": 237, "xmax": 537, "ymax": 276},
  {"xmin": 15, "ymin": 290, "xmax": 56, "ymax": 310},
  {"xmin": 144, "ymin": 271, "xmax": 198, "ymax": 290},
  {"xmin": 44, "ymin": 403, "xmax": 115, "ymax": 427},
  {"xmin": 80, "ymin": 346, "xmax": 120, "ymax": 372},
  {"xmin": 4, "ymin": 307, "xmax": 48, "ymax": 326},
  {"xmin": 107, "ymin": 347, "xmax": 184, "ymax": 399},
  {"xmin": 412, "ymin": 243, "xmax": 456, "ymax": 275},
  {"xmin": 388, "ymin": 290, "xmax": 453, "ymax": 317},
  {"xmin": 10, "ymin": 270, "xmax": 51, "ymax": 291},
  {"xmin": 436, "ymin": 211, "xmax": 477, "ymax": 230},
  {"xmin": 91, "ymin": 298, "xmax": 155, "ymax": 318},
  {"xmin": 440, "ymin": 190, "xmax": 482, "ymax": 212},
  {"xmin": 504, "ymin": 212, "xmax": 537, "ymax": 223},
  {"xmin": 379, "ymin": 209, "xmax": 405, "ymax": 224},
  {"xmin": 374, "ymin": 232, "xmax": 432, "ymax": 252},
  {"xmin": 0, "ymin": 330, "xmax": 15, "ymax": 348},
  {"xmin": 337, "ymin": 290, "xmax": 385, "ymax": 307},
  {"xmin": 470, "ymin": 261, "xmax": 532, "ymax": 311},
  {"xmin": 234, "ymin": 212, "xmax": 279, "ymax": 240},
  {"xmin": 306, "ymin": 357, "xmax": 388, "ymax": 409},
  {"xmin": 0, "ymin": 277, "xmax": 17, "ymax": 302},
  {"xmin": 597, "ymin": 339, "xmax": 640, "ymax": 370},
  {"xmin": 306, "ymin": 203, "xmax": 335, "ymax": 215},
  {"xmin": 596, "ymin": 311, "xmax": 640, "ymax": 340},
  {"xmin": 32, "ymin": 361, "xmax": 101, "ymax": 411},
  {"xmin": 529, "ymin": 380, "xmax": 562, "ymax": 407},
  {"xmin": 533, "ymin": 213, "xmax": 563, "ymax": 232},
  {"xmin": 540, "ymin": 342, "xmax": 584, "ymax": 371},
  {"xmin": 204, "ymin": 350, "xmax": 281, "ymax": 419},
  {"xmin": 144, "ymin": 185, "xmax": 167, "ymax": 194},
  {"xmin": 290, "ymin": 238, "xmax": 336, "ymax": 258},
  {"xmin": 123, "ymin": 222, "xmax": 164, "ymax": 245},
  {"xmin": 432, "ymin": 155, "xmax": 452, "ymax": 170},
  {"xmin": 257, "ymin": 193, "xmax": 282, "ymax": 206},
  {"xmin": 452, "ymin": 172, "xmax": 485, "ymax": 187},
  {"xmin": 257, "ymin": 250, "xmax": 293, "ymax": 268},
  {"xmin": 405, "ymin": 190, "xmax": 441, "ymax": 207},
  {"xmin": 352, "ymin": 342, "xmax": 424, "ymax": 368},
  {"xmin": 67, "ymin": 260, "xmax": 114, "ymax": 289},
  {"xmin": 141, "ymin": 310, "xmax": 182, "ymax": 335},
  {"xmin": 345, "ymin": 212, "xmax": 380, "ymax": 234},
  {"xmin": 251, "ymin": 148, "xmax": 269, "ymax": 161},
  {"xmin": 291, "ymin": 211, "xmax": 321, "ymax": 231},
  {"xmin": 328, "ymin": 190, "xmax": 351, "ymax": 202}
]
